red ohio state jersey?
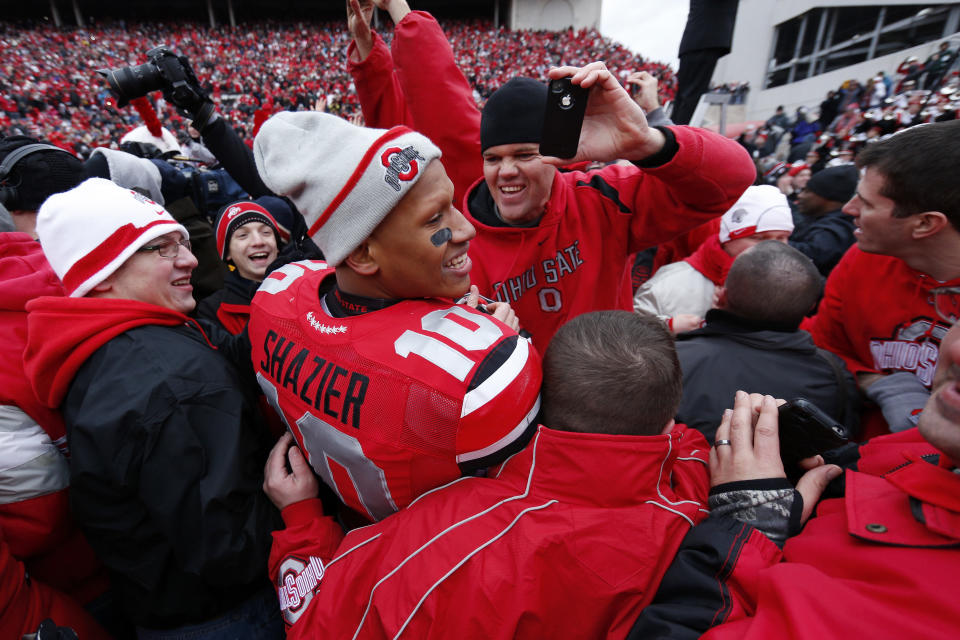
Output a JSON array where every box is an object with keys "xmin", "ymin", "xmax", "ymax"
[{"xmin": 248, "ymin": 261, "xmax": 542, "ymax": 521}]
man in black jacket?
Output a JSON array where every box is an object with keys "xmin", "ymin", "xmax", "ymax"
[
  {"xmin": 24, "ymin": 178, "xmax": 283, "ymax": 638},
  {"xmin": 675, "ymin": 241, "xmax": 859, "ymax": 443},
  {"xmin": 789, "ymin": 164, "xmax": 859, "ymax": 276}
]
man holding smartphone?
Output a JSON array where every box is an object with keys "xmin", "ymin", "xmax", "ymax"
[
  {"xmin": 345, "ymin": 0, "xmax": 756, "ymax": 352},
  {"xmin": 627, "ymin": 287, "xmax": 960, "ymax": 639}
]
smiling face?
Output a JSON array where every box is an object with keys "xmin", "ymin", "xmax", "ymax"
[
  {"xmin": 365, "ymin": 160, "xmax": 477, "ymax": 300},
  {"xmin": 97, "ymin": 231, "xmax": 198, "ymax": 314},
  {"xmin": 482, "ymin": 143, "xmax": 556, "ymax": 225},
  {"xmin": 227, "ymin": 221, "xmax": 278, "ymax": 282}
]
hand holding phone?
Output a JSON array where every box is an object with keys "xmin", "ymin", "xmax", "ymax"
[
  {"xmin": 539, "ymin": 76, "xmax": 588, "ymax": 159},
  {"xmin": 777, "ymin": 398, "xmax": 848, "ymax": 470}
]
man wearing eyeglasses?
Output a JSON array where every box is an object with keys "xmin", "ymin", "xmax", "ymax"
[
  {"xmin": 23, "ymin": 178, "xmax": 284, "ymax": 637},
  {"xmin": 803, "ymin": 120, "xmax": 960, "ymax": 436}
]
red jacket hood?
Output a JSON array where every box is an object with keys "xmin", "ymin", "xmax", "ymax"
[
  {"xmin": 0, "ymin": 233, "xmax": 64, "ymax": 311},
  {"xmin": 683, "ymin": 234, "xmax": 734, "ymax": 286},
  {"xmin": 24, "ymin": 296, "xmax": 198, "ymax": 408},
  {"xmin": 0, "ymin": 233, "xmax": 68, "ymax": 441}
]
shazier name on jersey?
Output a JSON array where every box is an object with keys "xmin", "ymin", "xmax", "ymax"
[{"xmin": 248, "ymin": 260, "xmax": 542, "ymax": 521}]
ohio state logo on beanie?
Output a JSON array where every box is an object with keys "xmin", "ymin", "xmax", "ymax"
[
  {"xmin": 252, "ymin": 111, "xmax": 442, "ymax": 266},
  {"xmin": 131, "ymin": 190, "xmax": 167, "ymax": 214},
  {"xmin": 719, "ymin": 185, "xmax": 793, "ymax": 244},
  {"xmin": 215, "ymin": 201, "xmax": 281, "ymax": 260},
  {"xmin": 381, "ymin": 146, "xmax": 425, "ymax": 192}
]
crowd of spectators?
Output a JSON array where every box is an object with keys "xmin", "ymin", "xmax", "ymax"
[
  {"xmin": 739, "ymin": 41, "xmax": 959, "ymax": 188},
  {"xmin": 0, "ymin": 18, "xmax": 675, "ymax": 157}
]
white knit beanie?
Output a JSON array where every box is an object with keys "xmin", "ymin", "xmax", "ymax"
[
  {"xmin": 37, "ymin": 177, "xmax": 189, "ymax": 297},
  {"xmin": 253, "ymin": 111, "xmax": 441, "ymax": 266},
  {"xmin": 719, "ymin": 185, "xmax": 794, "ymax": 244}
]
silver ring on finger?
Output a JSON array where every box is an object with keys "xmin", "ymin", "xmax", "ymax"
[{"xmin": 714, "ymin": 439, "xmax": 732, "ymax": 447}]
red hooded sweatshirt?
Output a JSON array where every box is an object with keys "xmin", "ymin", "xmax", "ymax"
[
  {"xmin": 0, "ymin": 233, "xmax": 109, "ymax": 636},
  {"xmin": 25, "ymin": 296, "xmax": 207, "ymax": 410}
]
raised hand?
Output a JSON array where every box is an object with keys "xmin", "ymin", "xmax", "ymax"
[
  {"xmin": 544, "ymin": 61, "xmax": 666, "ymax": 165},
  {"xmin": 625, "ymin": 70, "xmax": 661, "ymax": 113},
  {"xmin": 347, "ymin": 0, "xmax": 375, "ymax": 61}
]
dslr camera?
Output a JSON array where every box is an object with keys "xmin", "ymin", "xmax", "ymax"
[{"xmin": 98, "ymin": 46, "xmax": 212, "ymax": 124}]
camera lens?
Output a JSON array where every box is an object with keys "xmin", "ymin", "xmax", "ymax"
[
  {"xmin": 551, "ymin": 80, "xmax": 566, "ymax": 93},
  {"xmin": 97, "ymin": 61, "xmax": 166, "ymax": 107}
]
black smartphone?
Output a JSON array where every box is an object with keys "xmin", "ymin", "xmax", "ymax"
[
  {"xmin": 539, "ymin": 76, "xmax": 589, "ymax": 159},
  {"xmin": 778, "ymin": 398, "xmax": 848, "ymax": 469}
]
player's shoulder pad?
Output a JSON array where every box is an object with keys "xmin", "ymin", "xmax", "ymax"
[{"xmin": 252, "ymin": 260, "xmax": 333, "ymax": 312}]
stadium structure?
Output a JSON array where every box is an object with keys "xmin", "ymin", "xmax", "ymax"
[
  {"xmin": 712, "ymin": 0, "xmax": 960, "ymax": 121},
  {"xmin": 8, "ymin": 0, "xmax": 601, "ymax": 31}
]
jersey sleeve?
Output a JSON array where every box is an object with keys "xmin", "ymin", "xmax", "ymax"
[
  {"xmin": 369, "ymin": 302, "xmax": 542, "ymax": 475},
  {"xmin": 389, "ymin": 11, "xmax": 483, "ymax": 206},
  {"xmin": 0, "ymin": 526, "xmax": 110, "ymax": 640},
  {"xmin": 456, "ymin": 332, "xmax": 542, "ymax": 472},
  {"xmin": 627, "ymin": 517, "xmax": 783, "ymax": 640},
  {"xmin": 268, "ymin": 498, "xmax": 345, "ymax": 630}
]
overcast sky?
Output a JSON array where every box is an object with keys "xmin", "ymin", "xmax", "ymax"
[{"xmin": 600, "ymin": 0, "xmax": 688, "ymax": 68}]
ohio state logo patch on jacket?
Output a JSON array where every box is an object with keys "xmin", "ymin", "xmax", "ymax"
[{"xmin": 869, "ymin": 317, "xmax": 949, "ymax": 386}]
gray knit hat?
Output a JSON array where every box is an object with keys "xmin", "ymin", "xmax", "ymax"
[{"xmin": 253, "ymin": 111, "xmax": 441, "ymax": 266}]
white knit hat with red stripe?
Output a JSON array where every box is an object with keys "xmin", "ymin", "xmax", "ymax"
[
  {"xmin": 253, "ymin": 111, "xmax": 441, "ymax": 266},
  {"xmin": 37, "ymin": 177, "xmax": 189, "ymax": 297},
  {"xmin": 718, "ymin": 185, "xmax": 794, "ymax": 244}
]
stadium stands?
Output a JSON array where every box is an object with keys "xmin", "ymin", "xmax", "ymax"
[{"xmin": 0, "ymin": 19, "xmax": 675, "ymax": 155}]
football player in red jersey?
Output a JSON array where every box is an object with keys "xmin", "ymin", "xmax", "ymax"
[{"xmin": 249, "ymin": 110, "xmax": 542, "ymax": 522}]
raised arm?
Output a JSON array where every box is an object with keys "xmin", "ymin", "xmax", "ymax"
[
  {"xmin": 379, "ymin": 5, "xmax": 483, "ymax": 203},
  {"xmin": 544, "ymin": 62, "xmax": 755, "ymax": 251},
  {"xmin": 345, "ymin": 0, "xmax": 414, "ymax": 128}
]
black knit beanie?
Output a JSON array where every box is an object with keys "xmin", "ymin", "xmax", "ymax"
[
  {"xmin": 480, "ymin": 77, "xmax": 548, "ymax": 152},
  {"xmin": 806, "ymin": 165, "xmax": 859, "ymax": 203},
  {"xmin": 0, "ymin": 136, "xmax": 83, "ymax": 211}
]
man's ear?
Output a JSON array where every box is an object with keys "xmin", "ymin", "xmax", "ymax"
[
  {"xmin": 343, "ymin": 240, "xmax": 379, "ymax": 276},
  {"xmin": 89, "ymin": 276, "xmax": 114, "ymax": 295},
  {"xmin": 912, "ymin": 211, "xmax": 950, "ymax": 240}
]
